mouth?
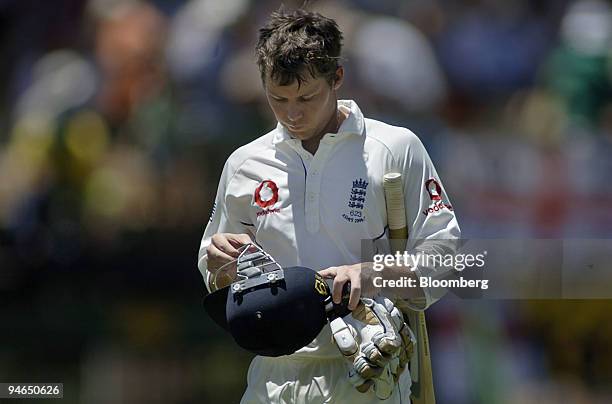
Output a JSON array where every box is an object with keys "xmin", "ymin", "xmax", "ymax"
[{"xmin": 285, "ymin": 123, "xmax": 304, "ymax": 131}]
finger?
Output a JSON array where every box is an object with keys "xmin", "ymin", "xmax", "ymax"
[
  {"xmin": 348, "ymin": 287, "xmax": 361, "ymax": 311},
  {"xmin": 363, "ymin": 340, "xmax": 391, "ymax": 367},
  {"xmin": 353, "ymin": 356, "xmax": 384, "ymax": 379},
  {"xmin": 207, "ymin": 243, "xmax": 236, "ymax": 272},
  {"xmin": 332, "ymin": 276, "xmax": 348, "ymax": 304},
  {"xmin": 348, "ymin": 273, "xmax": 362, "ymax": 310},
  {"xmin": 366, "ymin": 347, "xmax": 387, "ymax": 367},
  {"xmin": 211, "ymin": 234, "xmax": 243, "ymax": 257},
  {"xmin": 349, "ymin": 370, "xmax": 373, "ymax": 393},
  {"xmin": 374, "ymin": 335, "xmax": 401, "ymax": 356},
  {"xmin": 318, "ymin": 267, "xmax": 338, "ymax": 279},
  {"xmin": 355, "ymin": 379, "xmax": 374, "ymax": 393},
  {"xmin": 226, "ymin": 233, "xmax": 252, "ymax": 249}
]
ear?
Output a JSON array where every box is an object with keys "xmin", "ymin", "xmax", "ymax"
[{"xmin": 333, "ymin": 66, "xmax": 344, "ymax": 91}]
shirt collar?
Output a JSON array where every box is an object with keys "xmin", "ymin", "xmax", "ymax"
[{"xmin": 272, "ymin": 99, "xmax": 365, "ymax": 145}]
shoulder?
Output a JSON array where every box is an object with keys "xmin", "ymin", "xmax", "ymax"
[
  {"xmin": 363, "ymin": 117, "xmax": 425, "ymax": 159},
  {"xmin": 224, "ymin": 128, "xmax": 278, "ymax": 173}
]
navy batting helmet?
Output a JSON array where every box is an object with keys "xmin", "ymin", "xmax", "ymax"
[{"xmin": 203, "ymin": 245, "xmax": 349, "ymax": 356}]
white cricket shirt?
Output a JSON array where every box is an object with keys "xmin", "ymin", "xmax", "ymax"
[{"xmin": 198, "ymin": 100, "xmax": 460, "ymax": 356}]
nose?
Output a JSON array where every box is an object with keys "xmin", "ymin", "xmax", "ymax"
[{"xmin": 286, "ymin": 104, "xmax": 303, "ymax": 123}]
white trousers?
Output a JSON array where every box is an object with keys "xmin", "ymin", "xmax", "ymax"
[{"xmin": 240, "ymin": 355, "xmax": 412, "ymax": 404}]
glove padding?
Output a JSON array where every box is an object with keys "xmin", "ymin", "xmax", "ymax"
[{"xmin": 330, "ymin": 296, "xmax": 416, "ymax": 399}]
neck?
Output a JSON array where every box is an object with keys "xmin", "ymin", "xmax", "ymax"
[{"xmin": 302, "ymin": 106, "xmax": 343, "ymax": 155}]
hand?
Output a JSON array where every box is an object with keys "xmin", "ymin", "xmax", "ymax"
[
  {"xmin": 207, "ymin": 233, "xmax": 252, "ymax": 289},
  {"xmin": 319, "ymin": 263, "xmax": 375, "ymax": 311},
  {"xmin": 330, "ymin": 296, "xmax": 416, "ymax": 399}
]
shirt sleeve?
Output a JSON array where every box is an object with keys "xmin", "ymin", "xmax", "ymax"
[
  {"xmin": 197, "ymin": 160, "xmax": 253, "ymax": 293},
  {"xmin": 400, "ymin": 131, "xmax": 461, "ymax": 310}
]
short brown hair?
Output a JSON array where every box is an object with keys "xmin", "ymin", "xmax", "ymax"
[{"xmin": 256, "ymin": 9, "xmax": 343, "ymax": 87}]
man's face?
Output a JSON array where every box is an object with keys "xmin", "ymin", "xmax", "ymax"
[{"xmin": 264, "ymin": 69, "xmax": 343, "ymax": 141}]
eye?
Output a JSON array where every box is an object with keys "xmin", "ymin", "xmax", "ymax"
[
  {"xmin": 299, "ymin": 95, "xmax": 314, "ymax": 102},
  {"xmin": 270, "ymin": 95, "xmax": 286, "ymax": 102}
]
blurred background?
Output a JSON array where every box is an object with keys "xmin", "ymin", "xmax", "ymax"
[{"xmin": 0, "ymin": 0, "xmax": 611, "ymax": 402}]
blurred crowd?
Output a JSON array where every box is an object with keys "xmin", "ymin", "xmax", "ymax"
[{"xmin": 0, "ymin": 0, "xmax": 611, "ymax": 403}]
